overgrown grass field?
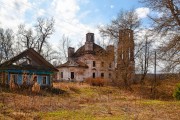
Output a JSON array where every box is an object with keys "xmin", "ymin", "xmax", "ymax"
[{"xmin": 0, "ymin": 79, "xmax": 180, "ymax": 120}]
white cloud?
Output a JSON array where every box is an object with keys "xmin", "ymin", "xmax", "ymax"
[
  {"xmin": 0, "ymin": 0, "xmax": 32, "ymax": 30},
  {"xmin": 110, "ymin": 5, "xmax": 114, "ymax": 9},
  {"xmin": 51, "ymin": 0, "xmax": 80, "ymax": 20},
  {"xmin": 37, "ymin": 9, "xmax": 45, "ymax": 17},
  {"xmin": 135, "ymin": 7, "xmax": 150, "ymax": 19},
  {"xmin": 0, "ymin": 0, "xmax": 105, "ymax": 51},
  {"xmin": 49, "ymin": 0, "xmax": 101, "ymax": 49},
  {"xmin": 78, "ymin": 10, "xmax": 91, "ymax": 20},
  {"xmin": 79, "ymin": 0, "xmax": 90, "ymax": 4}
]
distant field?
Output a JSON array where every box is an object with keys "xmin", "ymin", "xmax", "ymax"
[{"xmin": 0, "ymin": 79, "xmax": 180, "ymax": 120}]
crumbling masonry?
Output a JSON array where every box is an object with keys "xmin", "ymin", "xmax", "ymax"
[{"xmin": 117, "ymin": 29, "xmax": 135, "ymax": 84}]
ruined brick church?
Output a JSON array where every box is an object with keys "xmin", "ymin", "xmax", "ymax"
[{"xmin": 57, "ymin": 29, "xmax": 135, "ymax": 82}]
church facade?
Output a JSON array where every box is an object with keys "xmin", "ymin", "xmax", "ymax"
[{"xmin": 56, "ymin": 33, "xmax": 115, "ymax": 82}]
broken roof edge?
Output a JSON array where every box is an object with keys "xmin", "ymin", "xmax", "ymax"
[
  {"xmin": 0, "ymin": 48, "xmax": 58, "ymax": 72},
  {"xmin": 56, "ymin": 60, "xmax": 88, "ymax": 69}
]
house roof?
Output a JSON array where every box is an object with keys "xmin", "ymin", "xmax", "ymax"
[
  {"xmin": 0, "ymin": 48, "xmax": 58, "ymax": 72},
  {"xmin": 57, "ymin": 60, "xmax": 88, "ymax": 68},
  {"xmin": 73, "ymin": 43, "xmax": 107, "ymax": 57}
]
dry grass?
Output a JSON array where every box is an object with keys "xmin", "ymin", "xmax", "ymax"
[
  {"xmin": 132, "ymin": 78, "xmax": 180, "ymax": 100},
  {"xmin": 0, "ymin": 79, "xmax": 180, "ymax": 120}
]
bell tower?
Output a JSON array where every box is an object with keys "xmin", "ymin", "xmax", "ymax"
[{"xmin": 117, "ymin": 29, "xmax": 135, "ymax": 82}]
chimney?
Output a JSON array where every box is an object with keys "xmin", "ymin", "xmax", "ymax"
[
  {"xmin": 86, "ymin": 33, "xmax": 94, "ymax": 42},
  {"xmin": 68, "ymin": 47, "xmax": 75, "ymax": 61},
  {"xmin": 85, "ymin": 33, "xmax": 94, "ymax": 51}
]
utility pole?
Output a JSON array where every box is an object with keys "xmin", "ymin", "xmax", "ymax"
[
  {"xmin": 154, "ymin": 51, "xmax": 156, "ymax": 85},
  {"xmin": 153, "ymin": 51, "xmax": 157, "ymax": 99},
  {"xmin": 151, "ymin": 51, "xmax": 157, "ymax": 99}
]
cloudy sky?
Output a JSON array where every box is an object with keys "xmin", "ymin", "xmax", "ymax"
[{"xmin": 0, "ymin": 0, "xmax": 150, "ymax": 49}]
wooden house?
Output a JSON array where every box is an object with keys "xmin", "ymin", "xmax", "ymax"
[{"xmin": 0, "ymin": 48, "xmax": 58, "ymax": 87}]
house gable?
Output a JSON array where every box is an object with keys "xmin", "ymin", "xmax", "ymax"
[{"xmin": 0, "ymin": 48, "xmax": 58, "ymax": 72}]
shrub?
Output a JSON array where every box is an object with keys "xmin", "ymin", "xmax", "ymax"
[
  {"xmin": 50, "ymin": 87, "xmax": 66, "ymax": 94},
  {"xmin": 173, "ymin": 83, "xmax": 180, "ymax": 100},
  {"xmin": 85, "ymin": 77, "xmax": 106, "ymax": 86}
]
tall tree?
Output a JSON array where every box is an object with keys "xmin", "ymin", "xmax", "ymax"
[
  {"xmin": 35, "ymin": 18, "xmax": 55, "ymax": 54},
  {"xmin": 136, "ymin": 34, "xmax": 154, "ymax": 83},
  {"xmin": 0, "ymin": 28, "xmax": 14, "ymax": 63},
  {"xmin": 99, "ymin": 9, "xmax": 141, "ymax": 40},
  {"xmin": 139, "ymin": 0, "xmax": 180, "ymax": 34},
  {"xmin": 17, "ymin": 24, "xmax": 36, "ymax": 49},
  {"xmin": 16, "ymin": 17, "xmax": 56, "ymax": 63},
  {"xmin": 58, "ymin": 35, "xmax": 71, "ymax": 62},
  {"xmin": 140, "ymin": 0, "xmax": 180, "ymax": 72},
  {"xmin": 41, "ymin": 43, "xmax": 58, "ymax": 64},
  {"xmin": 158, "ymin": 35, "xmax": 180, "ymax": 72}
]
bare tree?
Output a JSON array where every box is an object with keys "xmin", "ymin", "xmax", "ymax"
[
  {"xmin": 0, "ymin": 28, "xmax": 14, "ymax": 63},
  {"xmin": 35, "ymin": 18, "xmax": 55, "ymax": 54},
  {"xmin": 96, "ymin": 36, "xmax": 113, "ymax": 49},
  {"xmin": 139, "ymin": 0, "xmax": 180, "ymax": 34},
  {"xmin": 15, "ymin": 18, "xmax": 56, "ymax": 63},
  {"xmin": 158, "ymin": 35, "xmax": 180, "ymax": 72},
  {"xmin": 140, "ymin": 0, "xmax": 180, "ymax": 72},
  {"xmin": 41, "ymin": 43, "xmax": 58, "ymax": 64},
  {"xmin": 58, "ymin": 35, "xmax": 71, "ymax": 62},
  {"xmin": 17, "ymin": 24, "xmax": 36, "ymax": 49},
  {"xmin": 136, "ymin": 34, "xmax": 154, "ymax": 84},
  {"xmin": 77, "ymin": 39, "xmax": 84, "ymax": 48},
  {"xmin": 99, "ymin": 9, "xmax": 141, "ymax": 40}
]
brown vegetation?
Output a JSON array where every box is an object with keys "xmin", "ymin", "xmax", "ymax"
[
  {"xmin": 32, "ymin": 82, "xmax": 40, "ymax": 93},
  {"xmin": 85, "ymin": 77, "xmax": 107, "ymax": 86},
  {"xmin": 0, "ymin": 78, "xmax": 180, "ymax": 119}
]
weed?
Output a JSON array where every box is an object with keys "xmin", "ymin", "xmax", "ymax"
[
  {"xmin": 173, "ymin": 83, "xmax": 180, "ymax": 100},
  {"xmin": 39, "ymin": 110, "xmax": 94, "ymax": 120}
]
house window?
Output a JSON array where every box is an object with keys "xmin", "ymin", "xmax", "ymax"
[
  {"xmin": 93, "ymin": 61, "xmax": 96, "ymax": 67},
  {"xmin": 109, "ymin": 63, "xmax": 112, "ymax": 68},
  {"xmin": 101, "ymin": 73, "xmax": 104, "ymax": 78},
  {"xmin": 42, "ymin": 76, "xmax": 46, "ymax": 84},
  {"xmin": 11, "ymin": 74, "xmax": 18, "ymax": 83},
  {"xmin": 93, "ymin": 72, "xmax": 95, "ymax": 78},
  {"xmin": 109, "ymin": 73, "xmax": 112, "ymax": 78},
  {"xmin": 71, "ymin": 72, "xmax": 74, "ymax": 79},
  {"xmin": 101, "ymin": 62, "xmax": 104, "ymax": 67},
  {"xmin": 61, "ymin": 72, "xmax": 63, "ymax": 78}
]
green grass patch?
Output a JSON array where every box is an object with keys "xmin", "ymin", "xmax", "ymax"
[
  {"xmin": 39, "ymin": 109, "xmax": 129, "ymax": 120},
  {"xmin": 95, "ymin": 115, "xmax": 128, "ymax": 120},
  {"xmin": 173, "ymin": 101, "xmax": 180, "ymax": 105},
  {"xmin": 79, "ymin": 87, "xmax": 97, "ymax": 96},
  {"xmin": 139, "ymin": 100, "xmax": 165, "ymax": 105},
  {"xmin": 39, "ymin": 110, "xmax": 94, "ymax": 120}
]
